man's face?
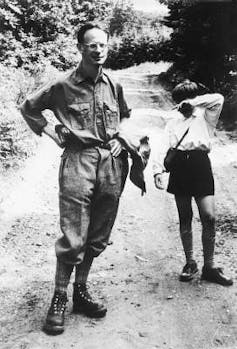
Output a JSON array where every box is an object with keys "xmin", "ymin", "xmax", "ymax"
[{"xmin": 79, "ymin": 28, "xmax": 109, "ymax": 67}]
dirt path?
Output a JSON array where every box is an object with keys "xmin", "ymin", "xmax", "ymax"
[{"xmin": 1, "ymin": 74, "xmax": 237, "ymax": 349}]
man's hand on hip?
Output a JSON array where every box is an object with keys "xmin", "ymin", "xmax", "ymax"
[{"xmin": 42, "ymin": 123, "xmax": 67, "ymax": 148}]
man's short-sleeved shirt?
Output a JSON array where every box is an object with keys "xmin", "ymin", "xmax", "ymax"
[{"xmin": 20, "ymin": 63, "xmax": 130, "ymax": 146}]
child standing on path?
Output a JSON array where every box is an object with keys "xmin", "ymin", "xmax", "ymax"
[{"xmin": 153, "ymin": 80, "xmax": 233, "ymax": 286}]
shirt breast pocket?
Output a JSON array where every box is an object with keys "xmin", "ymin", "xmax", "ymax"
[
  {"xmin": 68, "ymin": 102, "xmax": 92, "ymax": 130},
  {"xmin": 103, "ymin": 103, "xmax": 119, "ymax": 130}
]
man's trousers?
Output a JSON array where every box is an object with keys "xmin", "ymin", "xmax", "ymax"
[{"xmin": 55, "ymin": 146, "xmax": 128, "ymax": 265}]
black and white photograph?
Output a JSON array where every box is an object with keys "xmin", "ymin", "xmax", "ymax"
[{"xmin": 0, "ymin": 0, "xmax": 237, "ymax": 348}]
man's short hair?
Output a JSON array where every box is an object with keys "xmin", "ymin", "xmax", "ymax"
[{"xmin": 76, "ymin": 22, "xmax": 109, "ymax": 44}]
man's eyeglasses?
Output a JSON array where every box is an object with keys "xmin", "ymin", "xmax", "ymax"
[{"xmin": 83, "ymin": 43, "xmax": 108, "ymax": 51}]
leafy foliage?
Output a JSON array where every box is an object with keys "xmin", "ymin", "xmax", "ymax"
[
  {"xmin": 0, "ymin": 0, "xmax": 166, "ymax": 71},
  {"xmin": 106, "ymin": 27, "xmax": 166, "ymax": 69},
  {"xmin": 109, "ymin": 2, "xmax": 139, "ymax": 36},
  {"xmin": 0, "ymin": 0, "xmax": 113, "ymax": 70},
  {"xmin": 106, "ymin": 1, "xmax": 168, "ymax": 69},
  {"xmin": 159, "ymin": 0, "xmax": 237, "ymax": 97}
]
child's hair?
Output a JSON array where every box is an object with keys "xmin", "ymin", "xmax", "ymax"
[{"xmin": 172, "ymin": 80, "xmax": 199, "ymax": 104}]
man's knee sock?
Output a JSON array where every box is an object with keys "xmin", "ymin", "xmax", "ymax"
[
  {"xmin": 75, "ymin": 253, "xmax": 94, "ymax": 285},
  {"xmin": 55, "ymin": 259, "xmax": 74, "ymax": 293}
]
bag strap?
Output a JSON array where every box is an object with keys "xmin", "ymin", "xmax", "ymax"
[{"xmin": 174, "ymin": 127, "xmax": 189, "ymax": 149}]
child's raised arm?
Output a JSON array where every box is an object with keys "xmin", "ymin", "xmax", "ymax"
[{"xmin": 186, "ymin": 93, "xmax": 224, "ymax": 128}]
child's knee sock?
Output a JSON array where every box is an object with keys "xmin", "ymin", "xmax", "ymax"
[
  {"xmin": 202, "ymin": 228, "xmax": 215, "ymax": 268},
  {"xmin": 180, "ymin": 229, "xmax": 194, "ymax": 263}
]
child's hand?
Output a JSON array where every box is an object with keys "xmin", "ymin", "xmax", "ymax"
[
  {"xmin": 154, "ymin": 174, "xmax": 165, "ymax": 190},
  {"xmin": 108, "ymin": 138, "xmax": 123, "ymax": 157}
]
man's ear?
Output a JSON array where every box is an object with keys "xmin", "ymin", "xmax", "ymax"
[{"xmin": 77, "ymin": 43, "xmax": 83, "ymax": 53}]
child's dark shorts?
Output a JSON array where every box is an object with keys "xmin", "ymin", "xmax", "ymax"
[{"xmin": 167, "ymin": 150, "xmax": 214, "ymax": 197}]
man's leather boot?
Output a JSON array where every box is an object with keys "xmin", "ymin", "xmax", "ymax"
[
  {"xmin": 73, "ymin": 283, "xmax": 107, "ymax": 318},
  {"xmin": 44, "ymin": 291, "xmax": 68, "ymax": 335}
]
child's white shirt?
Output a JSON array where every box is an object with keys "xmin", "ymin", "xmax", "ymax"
[{"xmin": 153, "ymin": 93, "xmax": 224, "ymax": 175}]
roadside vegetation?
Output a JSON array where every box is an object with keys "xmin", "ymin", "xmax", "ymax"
[{"xmin": 159, "ymin": 0, "xmax": 237, "ymax": 119}]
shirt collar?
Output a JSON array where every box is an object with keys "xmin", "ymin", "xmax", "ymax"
[{"xmin": 72, "ymin": 62, "xmax": 107, "ymax": 84}]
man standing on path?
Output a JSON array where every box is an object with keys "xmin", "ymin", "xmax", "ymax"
[{"xmin": 20, "ymin": 22, "xmax": 132, "ymax": 335}]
